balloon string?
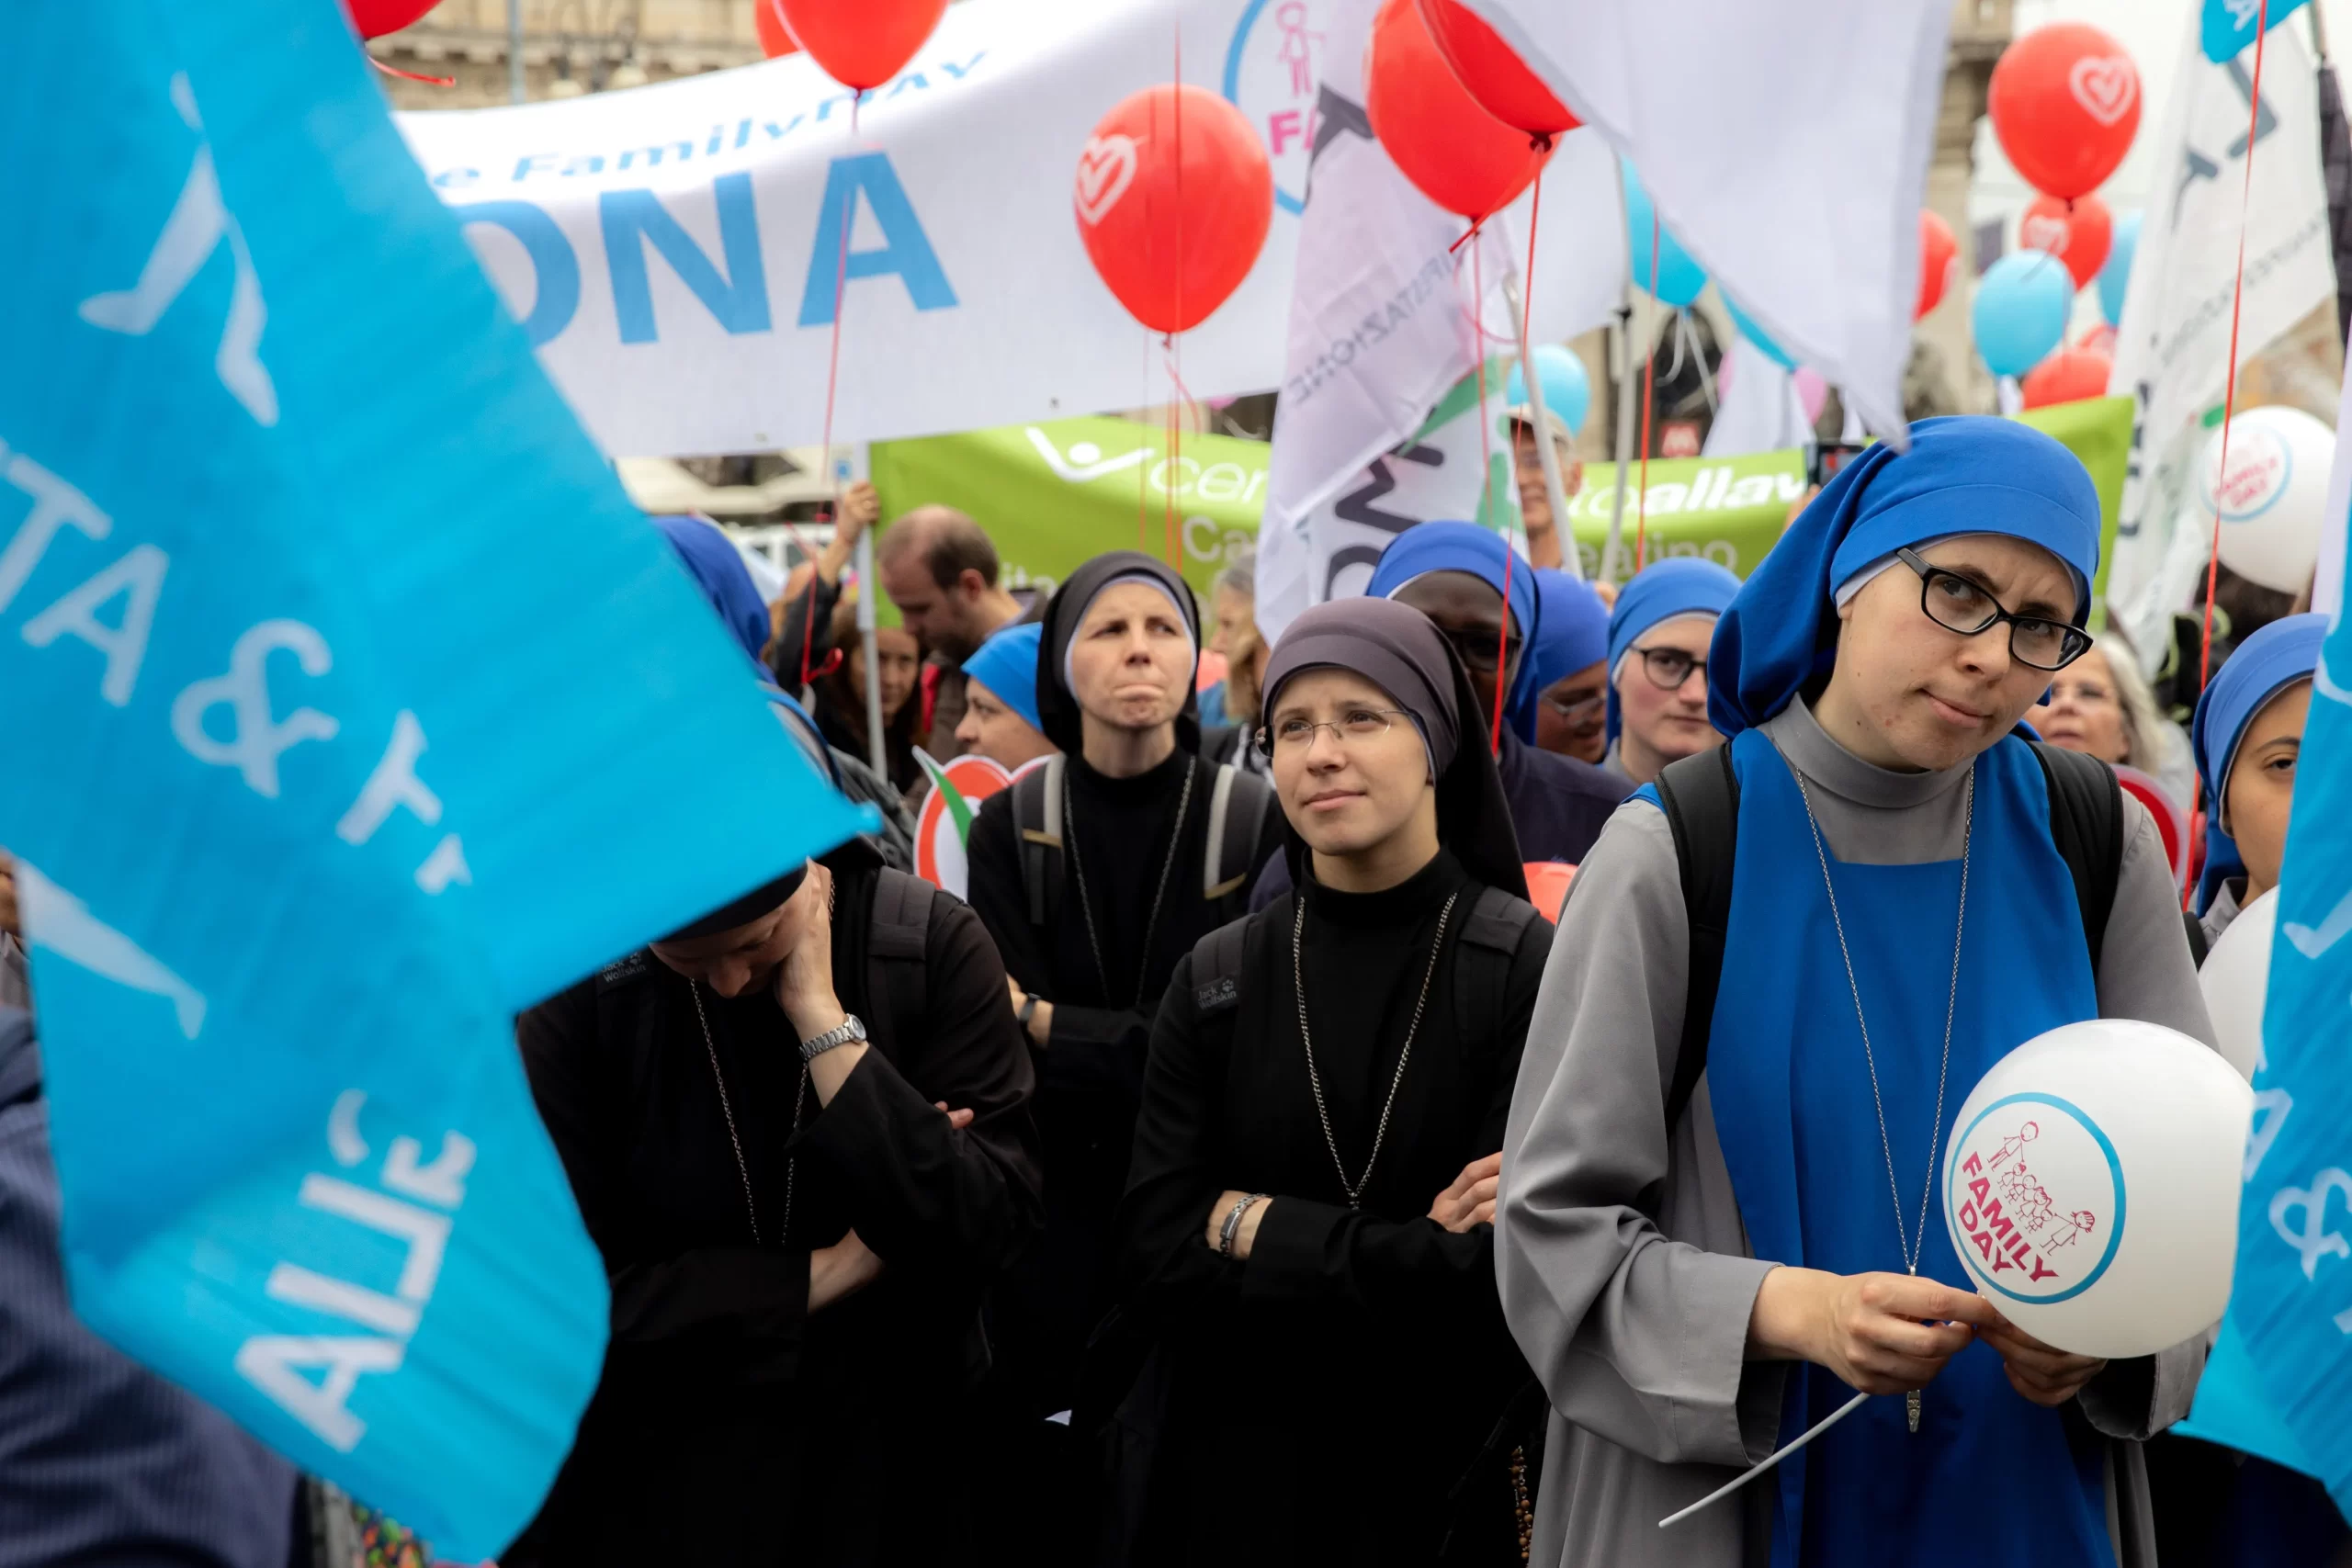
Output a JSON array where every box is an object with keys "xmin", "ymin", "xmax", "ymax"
[
  {"xmin": 1138, "ymin": 335, "xmax": 1152, "ymax": 552},
  {"xmin": 2201, "ymin": 0, "xmax": 2272, "ymax": 695},
  {"xmin": 1166, "ymin": 26, "xmax": 1184, "ymax": 572},
  {"xmin": 802, "ymin": 152, "xmax": 855, "ymax": 688},
  {"xmin": 1474, "ymin": 239, "xmax": 1509, "ymax": 758},
  {"xmin": 367, "ymin": 55, "xmax": 455, "ymax": 87},
  {"xmin": 1633, "ymin": 214, "xmax": 1661, "ymax": 572}
]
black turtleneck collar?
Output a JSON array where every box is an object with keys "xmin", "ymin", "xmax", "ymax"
[
  {"xmin": 1300, "ymin": 847, "xmax": 1468, "ymax": 930},
  {"xmin": 1069, "ymin": 742, "xmax": 1193, "ymax": 805}
]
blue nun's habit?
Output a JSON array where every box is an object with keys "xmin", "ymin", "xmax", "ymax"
[
  {"xmin": 2190, "ymin": 612, "xmax": 2327, "ymax": 919},
  {"xmin": 1657, "ymin": 417, "xmax": 2112, "ymax": 1568},
  {"xmin": 1605, "ymin": 557, "xmax": 1741, "ymax": 744}
]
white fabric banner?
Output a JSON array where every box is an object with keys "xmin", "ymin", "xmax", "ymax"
[
  {"xmin": 395, "ymin": 0, "xmax": 1333, "ymax": 457},
  {"xmin": 2316, "ymin": 313, "xmax": 2352, "ymax": 620},
  {"xmin": 1459, "ymin": 0, "xmax": 1949, "ymax": 446},
  {"xmin": 1702, "ymin": 338, "xmax": 1812, "ymax": 459},
  {"xmin": 2108, "ymin": 13, "xmax": 2334, "ymax": 663}
]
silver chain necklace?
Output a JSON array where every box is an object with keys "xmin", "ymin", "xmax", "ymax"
[
  {"xmin": 1792, "ymin": 763, "xmax": 1973, "ymax": 1436},
  {"xmin": 1292, "ymin": 888, "xmax": 1459, "ymax": 1209},
  {"xmin": 688, "ymin": 981, "xmax": 806, "ymax": 1248},
  {"xmin": 1066, "ymin": 760, "xmax": 1194, "ymax": 1010}
]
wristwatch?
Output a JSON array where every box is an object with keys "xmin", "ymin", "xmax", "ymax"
[
  {"xmin": 1017, "ymin": 992, "xmax": 1041, "ymax": 1030},
  {"xmin": 798, "ymin": 1013, "xmax": 868, "ymax": 1065}
]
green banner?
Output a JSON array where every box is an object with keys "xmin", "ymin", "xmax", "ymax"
[{"xmin": 870, "ymin": 417, "xmax": 1265, "ymax": 623}]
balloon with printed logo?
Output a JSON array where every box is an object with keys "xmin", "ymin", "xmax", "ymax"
[
  {"xmin": 344, "ymin": 0, "xmax": 441, "ymax": 38},
  {"xmin": 2098, "ymin": 210, "xmax": 2142, "ymax": 325},
  {"xmin": 1972, "ymin": 251, "xmax": 2073, "ymax": 378},
  {"xmin": 1620, "ymin": 159, "xmax": 1708, "ymax": 308},
  {"xmin": 2198, "ymin": 889, "xmax": 2275, "ymax": 1080},
  {"xmin": 1917, "ymin": 209, "xmax": 1959, "ymax": 321},
  {"xmin": 752, "ymin": 0, "xmax": 800, "ymax": 59},
  {"xmin": 776, "ymin": 0, "xmax": 945, "ymax": 90},
  {"xmin": 2020, "ymin": 346, "xmax": 2113, "ymax": 410},
  {"xmin": 2199, "ymin": 406, "xmax": 2338, "ymax": 593},
  {"xmin": 1366, "ymin": 0, "xmax": 1546, "ymax": 222},
  {"xmin": 1074, "ymin": 85, "xmax": 1274, "ymax": 335},
  {"xmin": 1941, "ymin": 1019, "xmax": 2252, "ymax": 1358},
  {"xmin": 1505, "ymin": 345, "xmax": 1591, "ymax": 439},
  {"xmin": 1721, "ymin": 291, "xmax": 1796, "ymax": 371},
  {"xmin": 1988, "ymin": 23, "xmax": 2142, "ymax": 201},
  {"xmin": 2019, "ymin": 192, "xmax": 2113, "ymax": 289},
  {"xmin": 1415, "ymin": 0, "xmax": 1580, "ymax": 144}
]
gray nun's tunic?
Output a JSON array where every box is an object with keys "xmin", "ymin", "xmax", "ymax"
[{"xmin": 1497, "ymin": 700, "xmax": 2220, "ymax": 1568}]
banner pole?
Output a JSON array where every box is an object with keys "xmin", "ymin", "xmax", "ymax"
[
  {"xmin": 1603, "ymin": 290, "xmax": 1636, "ymax": 584},
  {"xmin": 1504, "ymin": 271, "xmax": 1582, "ymax": 580},
  {"xmin": 856, "ymin": 524, "xmax": 886, "ymax": 780}
]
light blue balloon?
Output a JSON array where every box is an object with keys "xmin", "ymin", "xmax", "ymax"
[
  {"xmin": 1973, "ymin": 251, "xmax": 2075, "ymax": 378},
  {"xmin": 1721, "ymin": 291, "xmax": 1797, "ymax": 371},
  {"xmin": 1622, "ymin": 160, "xmax": 1708, "ymax": 308},
  {"xmin": 1505, "ymin": 344, "xmax": 1592, "ymax": 436},
  {"xmin": 2098, "ymin": 210, "xmax": 2142, "ymax": 326}
]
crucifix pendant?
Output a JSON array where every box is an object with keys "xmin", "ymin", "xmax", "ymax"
[{"xmin": 1905, "ymin": 1389, "xmax": 1922, "ymax": 1434}]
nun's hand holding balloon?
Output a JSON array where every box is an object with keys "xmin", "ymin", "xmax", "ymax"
[
  {"xmin": 1976, "ymin": 1310, "xmax": 2107, "ymax": 1407},
  {"xmin": 1747, "ymin": 1267, "xmax": 1996, "ymax": 1396}
]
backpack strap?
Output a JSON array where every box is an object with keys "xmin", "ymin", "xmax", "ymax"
[
  {"xmin": 863, "ymin": 869, "xmax": 936, "ymax": 1055},
  {"xmin": 2028, "ymin": 741, "xmax": 2122, "ymax": 982},
  {"xmin": 1203, "ymin": 762, "xmax": 1272, "ymax": 906},
  {"xmin": 1452, "ymin": 886, "xmax": 1539, "ymax": 1047},
  {"xmin": 2182, "ymin": 908, "xmax": 2210, "ymax": 969},
  {"xmin": 1014, "ymin": 752, "xmax": 1066, "ymax": 932},
  {"xmin": 1653, "ymin": 743, "xmax": 1741, "ymax": 1132}
]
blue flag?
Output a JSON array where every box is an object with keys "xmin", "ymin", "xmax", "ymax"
[
  {"xmin": 2203, "ymin": 0, "xmax": 2313, "ymax": 63},
  {"xmin": 0, "ymin": 2, "xmax": 871, "ymax": 1557},
  {"xmin": 2181, "ymin": 614, "xmax": 2352, "ymax": 1510}
]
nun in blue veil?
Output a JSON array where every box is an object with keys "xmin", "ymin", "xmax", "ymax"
[
  {"xmin": 1493, "ymin": 417, "xmax": 2217, "ymax": 1568},
  {"xmin": 2188, "ymin": 612, "xmax": 2327, "ymax": 946}
]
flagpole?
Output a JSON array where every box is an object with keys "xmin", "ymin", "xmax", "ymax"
[
  {"xmin": 1603, "ymin": 291, "xmax": 1637, "ymax": 584},
  {"xmin": 1502, "ymin": 271, "xmax": 1582, "ymax": 580}
]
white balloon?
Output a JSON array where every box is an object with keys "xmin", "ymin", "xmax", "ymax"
[
  {"xmin": 2199, "ymin": 406, "xmax": 2336, "ymax": 594},
  {"xmin": 2198, "ymin": 889, "xmax": 2276, "ymax": 1080},
  {"xmin": 1941, "ymin": 1019, "xmax": 2252, "ymax": 1359}
]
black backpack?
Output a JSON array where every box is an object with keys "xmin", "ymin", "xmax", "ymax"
[
  {"xmin": 1011, "ymin": 752, "xmax": 1272, "ymax": 932},
  {"xmin": 1651, "ymin": 739, "xmax": 2123, "ymax": 1129}
]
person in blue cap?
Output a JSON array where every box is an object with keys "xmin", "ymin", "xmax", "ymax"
[
  {"xmin": 955, "ymin": 621, "xmax": 1057, "ymax": 772},
  {"xmin": 1521, "ymin": 569, "xmax": 1614, "ymax": 766},
  {"xmin": 1604, "ymin": 558, "xmax": 1741, "ymax": 786},
  {"xmin": 1495, "ymin": 417, "xmax": 2216, "ymax": 1568},
  {"xmin": 2188, "ymin": 612, "xmax": 2325, "ymax": 950}
]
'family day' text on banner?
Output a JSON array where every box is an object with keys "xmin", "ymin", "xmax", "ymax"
[{"xmin": 0, "ymin": 2, "xmax": 869, "ymax": 1555}]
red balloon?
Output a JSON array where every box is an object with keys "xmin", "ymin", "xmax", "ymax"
[
  {"xmin": 777, "ymin": 0, "xmax": 945, "ymax": 91},
  {"xmin": 2020, "ymin": 347, "xmax": 2115, "ymax": 410},
  {"xmin": 1074, "ymin": 85, "xmax": 1273, "ymax": 335},
  {"xmin": 1416, "ymin": 0, "xmax": 1579, "ymax": 143},
  {"xmin": 344, "ymin": 0, "xmax": 439, "ymax": 39},
  {"xmin": 752, "ymin": 0, "xmax": 799, "ymax": 60},
  {"xmin": 1989, "ymin": 23, "xmax": 2141, "ymax": 201},
  {"xmin": 1523, "ymin": 862, "xmax": 1577, "ymax": 924},
  {"xmin": 2019, "ymin": 191, "xmax": 2113, "ymax": 289},
  {"xmin": 1366, "ymin": 0, "xmax": 1546, "ymax": 221},
  {"xmin": 1917, "ymin": 209, "xmax": 1959, "ymax": 321}
]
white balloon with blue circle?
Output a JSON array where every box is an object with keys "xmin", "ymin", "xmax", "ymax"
[
  {"xmin": 1505, "ymin": 344, "xmax": 1592, "ymax": 437},
  {"xmin": 1973, "ymin": 252, "xmax": 2074, "ymax": 378},
  {"xmin": 1621, "ymin": 160, "xmax": 1708, "ymax": 309}
]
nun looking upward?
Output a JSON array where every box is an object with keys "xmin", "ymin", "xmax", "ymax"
[
  {"xmin": 962, "ymin": 552, "xmax": 1283, "ymax": 1462},
  {"xmin": 1603, "ymin": 558, "xmax": 1741, "ymax": 786},
  {"xmin": 1102, "ymin": 596, "xmax": 1551, "ymax": 1564},
  {"xmin": 1496, "ymin": 419, "xmax": 2216, "ymax": 1568},
  {"xmin": 1249, "ymin": 523, "xmax": 1626, "ymax": 910}
]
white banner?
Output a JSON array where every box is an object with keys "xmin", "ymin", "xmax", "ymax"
[
  {"xmin": 1702, "ymin": 337, "xmax": 1812, "ymax": 458},
  {"xmin": 1461, "ymin": 0, "xmax": 1949, "ymax": 446},
  {"xmin": 2109, "ymin": 12, "xmax": 2334, "ymax": 662},
  {"xmin": 395, "ymin": 0, "xmax": 1333, "ymax": 457}
]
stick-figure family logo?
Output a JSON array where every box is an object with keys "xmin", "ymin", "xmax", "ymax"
[
  {"xmin": 1946, "ymin": 1093, "xmax": 2126, "ymax": 1304},
  {"xmin": 1023, "ymin": 426, "xmax": 1153, "ymax": 483},
  {"xmin": 78, "ymin": 73, "xmax": 278, "ymax": 427},
  {"xmin": 12, "ymin": 859, "xmax": 206, "ymax": 1039}
]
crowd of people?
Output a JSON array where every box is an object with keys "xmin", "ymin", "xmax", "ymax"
[{"xmin": 0, "ymin": 412, "xmax": 2339, "ymax": 1568}]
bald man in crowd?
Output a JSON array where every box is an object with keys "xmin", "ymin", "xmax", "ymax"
[{"xmin": 876, "ymin": 506, "xmax": 1033, "ymax": 756}]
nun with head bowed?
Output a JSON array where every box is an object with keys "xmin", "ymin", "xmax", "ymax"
[
  {"xmin": 961, "ymin": 552, "xmax": 1285, "ymax": 1462},
  {"xmin": 1603, "ymin": 558, "xmax": 1740, "ymax": 785},
  {"xmin": 1519, "ymin": 568, "xmax": 1615, "ymax": 767},
  {"xmin": 1102, "ymin": 595, "xmax": 1553, "ymax": 1564},
  {"xmin": 1495, "ymin": 418, "xmax": 2217, "ymax": 1568},
  {"xmin": 2189, "ymin": 612, "xmax": 2326, "ymax": 948}
]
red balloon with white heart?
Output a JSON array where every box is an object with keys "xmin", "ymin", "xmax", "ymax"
[
  {"xmin": 1989, "ymin": 23, "xmax": 2141, "ymax": 202},
  {"xmin": 1074, "ymin": 85, "xmax": 1274, "ymax": 335},
  {"xmin": 2019, "ymin": 192, "xmax": 2113, "ymax": 289}
]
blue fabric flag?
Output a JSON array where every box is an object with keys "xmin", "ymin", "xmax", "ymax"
[
  {"xmin": 2181, "ymin": 585, "xmax": 2352, "ymax": 1514},
  {"xmin": 0, "ymin": 3, "xmax": 871, "ymax": 1556},
  {"xmin": 2204, "ymin": 0, "xmax": 2312, "ymax": 63}
]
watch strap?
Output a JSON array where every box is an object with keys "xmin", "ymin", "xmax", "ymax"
[{"xmin": 797, "ymin": 1014, "xmax": 867, "ymax": 1065}]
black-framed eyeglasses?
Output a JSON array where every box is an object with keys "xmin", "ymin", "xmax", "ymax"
[
  {"xmin": 1254, "ymin": 707, "xmax": 1414, "ymax": 756},
  {"xmin": 1895, "ymin": 547, "xmax": 2090, "ymax": 672},
  {"xmin": 1632, "ymin": 647, "xmax": 1707, "ymax": 691}
]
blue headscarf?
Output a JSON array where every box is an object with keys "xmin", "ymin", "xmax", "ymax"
[
  {"xmin": 1709, "ymin": 416, "xmax": 2102, "ymax": 738},
  {"xmin": 1506, "ymin": 569, "xmax": 1612, "ymax": 741},
  {"xmin": 653, "ymin": 514, "xmax": 770, "ymax": 671},
  {"xmin": 2191, "ymin": 612, "xmax": 2326, "ymax": 916},
  {"xmin": 960, "ymin": 621, "xmax": 1045, "ymax": 732},
  {"xmin": 1366, "ymin": 522, "xmax": 1544, "ymax": 724},
  {"xmin": 1604, "ymin": 558, "xmax": 1741, "ymax": 744}
]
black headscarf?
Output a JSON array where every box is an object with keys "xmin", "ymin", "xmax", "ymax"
[
  {"xmin": 1035, "ymin": 550, "xmax": 1204, "ymax": 756},
  {"xmin": 1261, "ymin": 597, "xmax": 1527, "ymax": 900}
]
